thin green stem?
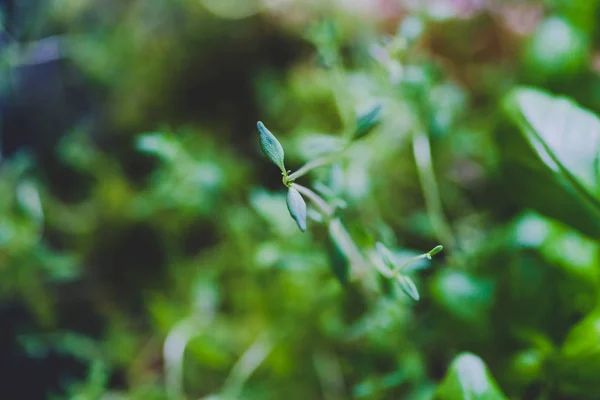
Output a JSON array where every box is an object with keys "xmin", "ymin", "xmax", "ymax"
[
  {"xmin": 392, "ymin": 253, "xmax": 429, "ymax": 276},
  {"xmin": 292, "ymin": 183, "xmax": 368, "ymax": 279},
  {"xmin": 313, "ymin": 349, "xmax": 346, "ymax": 400},
  {"xmin": 412, "ymin": 130, "xmax": 456, "ymax": 250},
  {"xmin": 220, "ymin": 332, "xmax": 274, "ymax": 399},
  {"xmin": 329, "ymin": 217, "xmax": 368, "ymax": 279},
  {"xmin": 287, "ymin": 150, "xmax": 346, "ymax": 182},
  {"xmin": 164, "ymin": 318, "xmax": 197, "ymax": 400},
  {"xmin": 292, "ymin": 183, "xmax": 334, "ymax": 218}
]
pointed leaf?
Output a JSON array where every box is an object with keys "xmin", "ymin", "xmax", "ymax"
[
  {"xmin": 395, "ymin": 275, "xmax": 420, "ymax": 301},
  {"xmin": 354, "ymin": 104, "xmax": 383, "ymax": 140},
  {"xmin": 375, "ymin": 242, "xmax": 395, "ymax": 269},
  {"xmin": 557, "ymin": 310, "xmax": 600, "ymax": 396},
  {"xmin": 436, "ymin": 353, "xmax": 507, "ymax": 400},
  {"xmin": 286, "ymin": 187, "xmax": 307, "ymax": 232},
  {"xmin": 257, "ymin": 121, "xmax": 285, "ymax": 172}
]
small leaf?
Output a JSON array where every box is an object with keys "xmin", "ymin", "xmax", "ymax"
[
  {"xmin": 286, "ymin": 187, "xmax": 307, "ymax": 232},
  {"xmin": 557, "ymin": 310, "xmax": 600, "ymax": 396},
  {"xmin": 431, "ymin": 270, "xmax": 494, "ymax": 322},
  {"xmin": 257, "ymin": 121, "xmax": 285, "ymax": 172},
  {"xmin": 429, "ymin": 245, "xmax": 444, "ymax": 256},
  {"xmin": 354, "ymin": 104, "xmax": 383, "ymax": 140},
  {"xmin": 375, "ymin": 242, "xmax": 395, "ymax": 269},
  {"xmin": 396, "ymin": 274, "xmax": 420, "ymax": 301},
  {"xmin": 136, "ymin": 132, "xmax": 181, "ymax": 161},
  {"xmin": 435, "ymin": 353, "xmax": 507, "ymax": 400},
  {"xmin": 17, "ymin": 180, "xmax": 43, "ymax": 222}
]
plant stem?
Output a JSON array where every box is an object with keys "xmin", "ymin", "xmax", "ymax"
[
  {"xmin": 392, "ymin": 253, "xmax": 429, "ymax": 276},
  {"xmin": 412, "ymin": 130, "xmax": 456, "ymax": 250},
  {"xmin": 292, "ymin": 183, "xmax": 368, "ymax": 279},
  {"xmin": 287, "ymin": 150, "xmax": 345, "ymax": 182},
  {"xmin": 220, "ymin": 332, "xmax": 274, "ymax": 399},
  {"xmin": 313, "ymin": 349, "xmax": 346, "ymax": 400},
  {"xmin": 164, "ymin": 318, "xmax": 197, "ymax": 400},
  {"xmin": 292, "ymin": 183, "xmax": 335, "ymax": 218},
  {"xmin": 329, "ymin": 217, "xmax": 369, "ymax": 279}
]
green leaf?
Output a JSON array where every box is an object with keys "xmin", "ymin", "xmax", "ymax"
[
  {"xmin": 395, "ymin": 274, "xmax": 419, "ymax": 301},
  {"xmin": 427, "ymin": 245, "xmax": 444, "ymax": 258},
  {"xmin": 136, "ymin": 132, "xmax": 181, "ymax": 162},
  {"xmin": 375, "ymin": 242, "xmax": 395, "ymax": 270},
  {"xmin": 17, "ymin": 180, "xmax": 43, "ymax": 223},
  {"xmin": 431, "ymin": 270, "xmax": 494, "ymax": 322},
  {"xmin": 557, "ymin": 310, "xmax": 600, "ymax": 396},
  {"xmin": 307, "ymin": 19, "xmax": 339, "ymax": 69},
  {"xmin": 257, "ymin": 121, "xmax": 285, "ymax": 172},
  {"xmin": 512, "ymin": 88, "xmax": 600, "ymax": 196},
  {"xmin": 507, "ymin": 349, "xmax": 544, "ymax": 388},
  {"xmin": 286, "ymin": 186, "xmax": 307, "ymax": 232},
  {"xmin": 435, "ymin": 353, "xmax": 507, "ymax": 400},
  {"xmin": 512, "ymin": 212, "xmax": 600, "ymax": 284},
  {"xmin": 354, "ymin": 104, "xmax": 383, "ymax": 140},
  {"xmin": 524, "ymin": 17, "xmax": 589, "ymax": 79},
  {"xmin": 502, "ymin": 87, "xmax": 600, "ymax": 237}
]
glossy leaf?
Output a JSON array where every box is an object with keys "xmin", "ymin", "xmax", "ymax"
[
  {"xmin": 512, "ymin": 212, "xmax": 599, "ymax": 284},
  {"xmin": 257, "ymin": 121, "xmax": 285, "ymax": 172},
  {"xmin": 557, "ymin": 310, "xmax": 600, "ymax": 396},
  {"xmin": 510, "ymin": 88, "xmax": 600, "ymax": 196},
  {"xmin": 502, "ymin": 87, "xmax": 600, "ymax": 237},
  {"xmin": 435, "ymin": 353, "xmax": 507, "ymax": 400},
  {"xmin": 524, "ymin": 17, "xmax": 589, "ymax": 78},
  {"xmin": 431, "ymin": 270, "xmax": 494, "ymax": 322},
  {"xmin": 286, "ymin": 186, "xmax": 307, "ymax": 232},
  {"xmin": 507, "ymin": 349, "xmax": 544, "ymax": 388}
]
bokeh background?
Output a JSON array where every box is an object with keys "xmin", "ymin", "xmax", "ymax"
[{"xmin": 2, "ymin": 0, "xmax": 600, "ymax": 399}]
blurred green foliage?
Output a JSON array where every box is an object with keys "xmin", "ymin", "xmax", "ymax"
[{"xmin": 2, "ymin": 0, "xmax": 600, "ymax": 399}]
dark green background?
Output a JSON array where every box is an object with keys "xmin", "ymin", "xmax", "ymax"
[{"xmin": 2, "ymin": 0, "xmax": 600, "ymax": 399}]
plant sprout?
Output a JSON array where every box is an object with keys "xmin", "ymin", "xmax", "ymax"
[{"xmin": 257, "ymin": 120, "xmax": 443, "ymax": 301}]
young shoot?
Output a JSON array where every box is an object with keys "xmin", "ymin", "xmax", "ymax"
[
  {"xmin": 256, "ymin": 121, "xmax": 443, "ymax": 295},
  {"xmin": 257, "ymin": 121, "xmax": 340, "ymax": 231},
  {"xmin": 375, "ymin": 242, "xmax": 443, "ymax": 301}
]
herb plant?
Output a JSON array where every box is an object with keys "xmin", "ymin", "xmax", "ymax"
[{"xmin": 257, "ymin": 120, "xmax": 443, "ymax": 302}]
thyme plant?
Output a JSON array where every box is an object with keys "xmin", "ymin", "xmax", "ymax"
[{"xmin": 257, "ymin": 120, "xmax": 443, "ymax": 302}]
